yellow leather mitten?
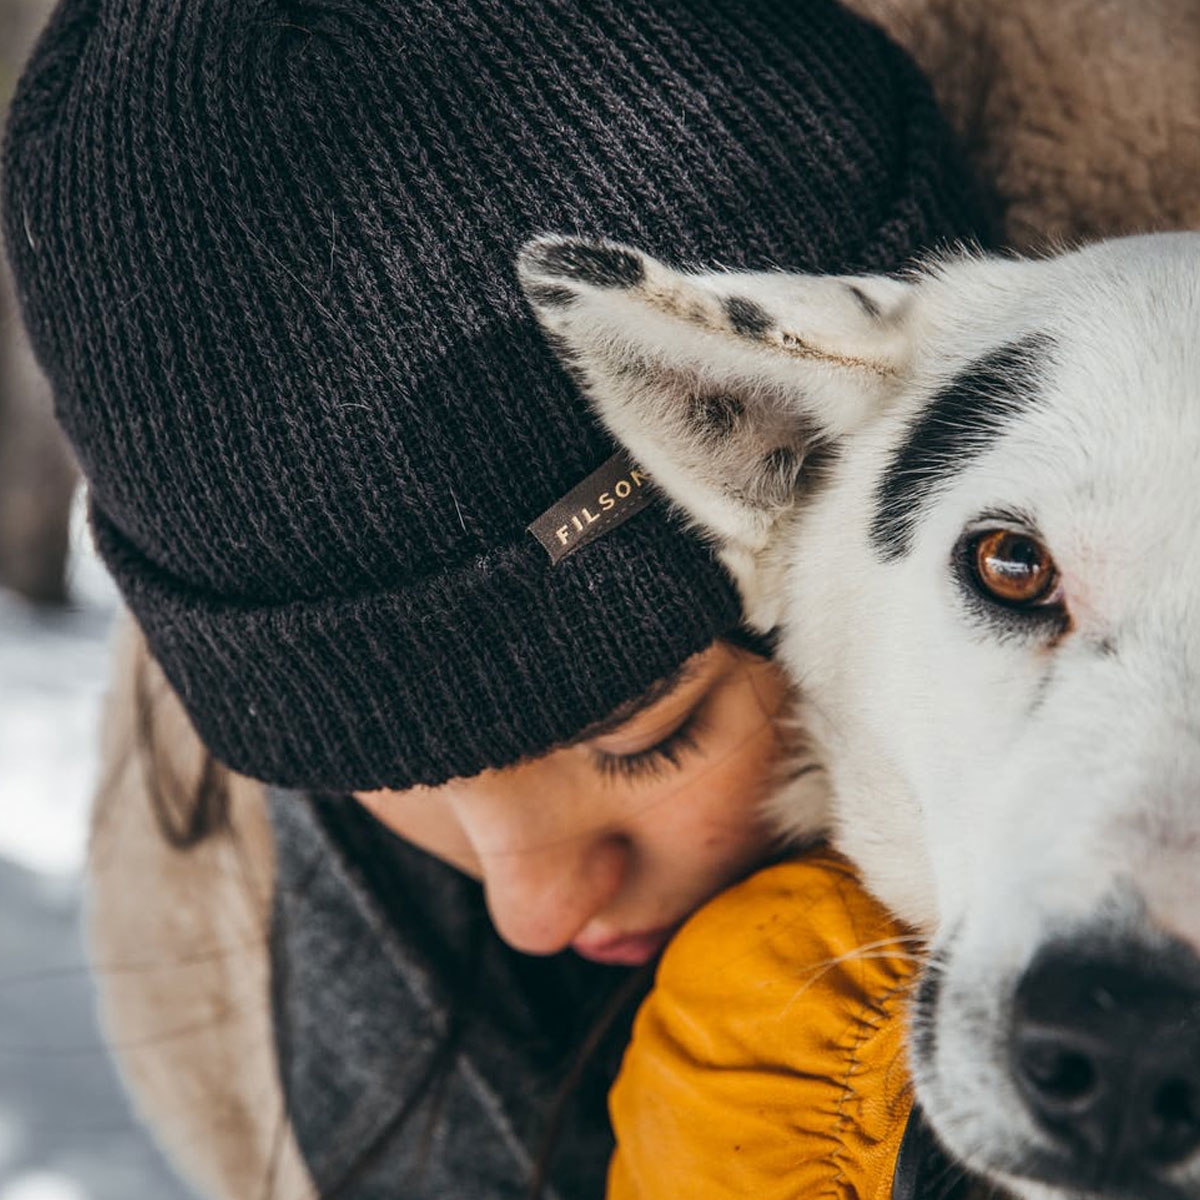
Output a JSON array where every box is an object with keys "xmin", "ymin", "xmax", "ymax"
[{"xmin": 608, "ymin": 851, "xmax": 919, "ymax": 1200}]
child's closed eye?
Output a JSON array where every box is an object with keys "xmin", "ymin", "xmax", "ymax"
[{"xmin": 590, "ymin": 709, "xmax": 710, "ymax": 784}]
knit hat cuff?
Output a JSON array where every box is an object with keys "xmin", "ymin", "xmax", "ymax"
[{"xmin": 93, "ymin": 498, "xmax": 743, "ymax": 790}]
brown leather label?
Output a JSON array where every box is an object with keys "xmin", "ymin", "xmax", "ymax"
[{"xmin": 528, "ymin": 451, "xmax": 652, "ymax": 564}]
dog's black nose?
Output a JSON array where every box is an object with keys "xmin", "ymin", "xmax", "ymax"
[{"xmin": 1011, "ymin": 945, "xmax": 1200, "ymax": 1173}]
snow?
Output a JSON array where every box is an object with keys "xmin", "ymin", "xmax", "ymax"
[
  {"xmin": 0, "ymin": 1172, "xmax": 90, "ymax": 1200},
  {"xmin": 0, "ymin": 535, "xmax": 113, "ymax": 875},
  {"xmin": 0, "ymin": 498, "xmax": 193, "ymax": 1199}
]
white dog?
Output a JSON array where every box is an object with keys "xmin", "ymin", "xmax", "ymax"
[{"xmin": 519, "ymin": 232, "xmax": 1200, "ymax": 1200}]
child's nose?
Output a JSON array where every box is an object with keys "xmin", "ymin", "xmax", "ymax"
[{"xmin": 481, "ymin": 832, "xmax": 631, "ymax": 956}]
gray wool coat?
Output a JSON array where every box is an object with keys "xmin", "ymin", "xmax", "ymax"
[{"xmin": 268, "ymin": 787, "xmax": 640, "ymax": 1199}]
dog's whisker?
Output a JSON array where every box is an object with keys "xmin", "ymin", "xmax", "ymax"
[{"xmin": 778, "ymin": 936, "xmax": 928, "ymax": 1017}]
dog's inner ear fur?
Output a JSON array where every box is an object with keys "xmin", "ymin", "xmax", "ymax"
[{"xmin": 518, "ymin": 236, "xmax": 917, "ymax": 568}]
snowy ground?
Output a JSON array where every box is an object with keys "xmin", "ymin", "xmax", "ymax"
[{"xmin": 0, "ymin": 504, "xmax": 192, "ymax": 1200}]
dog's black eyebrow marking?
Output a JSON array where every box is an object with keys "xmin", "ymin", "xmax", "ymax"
[
  {"xmin": 724, "ymin": 295, "xmax": 773, "ymax": 338},
  {"xmin": 524, "ymin": 240, "xmax": 644, "ymax": 288},
  {"xmin": 871, "ymin": 335, "xmax": 1053, "ymax": 560}
]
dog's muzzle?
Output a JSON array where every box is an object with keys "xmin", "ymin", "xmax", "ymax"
[{"xmin": 1008, "ymin": 935, "xmax": 1200, "ymax": 1190}]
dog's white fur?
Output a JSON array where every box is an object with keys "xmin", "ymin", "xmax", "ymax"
[{"xmin": 520, "ymin": 231, "xmax": 1200, "ymax": 1199}]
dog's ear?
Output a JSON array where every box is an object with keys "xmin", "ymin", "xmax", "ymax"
[{"xmin": 518, "ymin": 236, "xmax": 918, "ymax": 619}]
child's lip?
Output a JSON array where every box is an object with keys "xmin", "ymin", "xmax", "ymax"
[{"xmin": 571, "ymin": 924, "xmax": 678, "ymax": 966}]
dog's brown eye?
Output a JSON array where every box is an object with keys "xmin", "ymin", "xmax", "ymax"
[{"xmin": 971, "ymin": 530, "xmax": 1058, "ymax": 606}]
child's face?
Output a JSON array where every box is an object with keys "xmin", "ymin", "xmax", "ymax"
[{"xmin": 357, "ymin": 643, "xmax": 791, "ymax": 965}]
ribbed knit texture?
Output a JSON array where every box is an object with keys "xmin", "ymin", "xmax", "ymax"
[{"xmin": 2, "ymin": 0, "xmax": 995, "ymax": 789}]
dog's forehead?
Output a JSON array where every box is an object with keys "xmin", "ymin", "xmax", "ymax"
[
  {"xmin": 1005, "ymin": 237, "xmax": 1200, "ymax": 539},
  {"xmin": 874, "ymin": 233, "xmax": 1200, "ymax": 569},
  {"xmin": 1046, "ymin": 235, "xmax": 1200, "ymax": 420}
]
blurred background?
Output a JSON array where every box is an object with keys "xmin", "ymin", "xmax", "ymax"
[{"xmin": 1, "ymin": 3, "xmax": 192, "ymax": 1196}]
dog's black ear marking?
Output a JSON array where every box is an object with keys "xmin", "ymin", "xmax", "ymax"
[
  {"xmin": 796, "ymin": 438, "xmax": 840, "ymax": 496},
  {"xmin": 847, "ymin": 284, "xmax": 881, "ymax": 320},
  {"xmin": 871, "ymin": 335, "xmax": 1052, "ymax": 560},
  {"xmin": 687, "ymin": 390, "xmax": 745, "ymax": 441},
  {"xmin": 756, "ymin": 445, "xmax": 803, "ymax": 506},
  {"xmin": 523, "ymin": 240, "xmax": 644, "ymax": 289},
  {"xmin": 724, "ymin": 295, "xmax": 774, "ymax": 338},
  {"xmin": 741, "ymin": 434, "xmax": 838, "ymax": 510},
  {"xmin": 539, "ymin": 328, "xmax": 595, "ymax": 397},
  {"xmin": 523, "ymin": 281, "xmax": 578, "ymax": 309},
  {"xmin": 541, "ymin": 327, "xmax": 583, "ymax": 368}
]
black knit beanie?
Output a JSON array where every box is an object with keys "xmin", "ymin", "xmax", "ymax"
[{"xmin": 3, "ymin": 0, "xmax": 994, "ymax": 791}]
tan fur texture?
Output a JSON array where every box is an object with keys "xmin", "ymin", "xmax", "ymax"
[
  {"xmin": 89, "ymin": 617, "xmax": 314, "ymax": 1200},
  {"xmin": 847, "ymin": 0, "xmax": 1200, "ymax": 251},
  {"xmin": 88, "ymin": 3, "xmax": 1200, "ymax": 1194}
]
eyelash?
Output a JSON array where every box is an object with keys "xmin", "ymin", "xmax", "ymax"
[{"xmin": 591, "ymin": 709, "xmax": 710, "ymax": 783}]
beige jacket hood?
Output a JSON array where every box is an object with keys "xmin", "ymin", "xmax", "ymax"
[{"xmin": 90, "ymin": 618, "xmax": 315, "ymax": 1200}]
